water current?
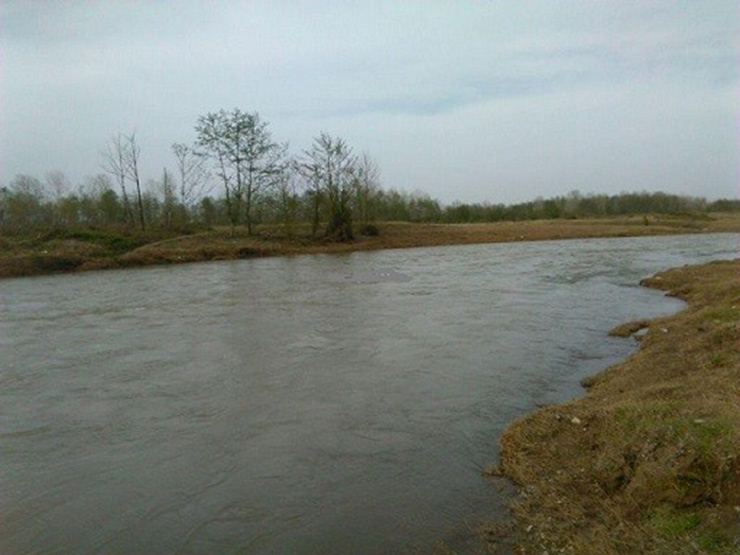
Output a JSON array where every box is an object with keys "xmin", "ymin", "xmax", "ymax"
[{"xmin": 1, "ymin": 233, "xmax": 738, "ymax": 553}]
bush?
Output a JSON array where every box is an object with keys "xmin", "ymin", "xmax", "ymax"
[{"xmin": 360, "ymin": 224, "xmax": 380, "ymax": 236}]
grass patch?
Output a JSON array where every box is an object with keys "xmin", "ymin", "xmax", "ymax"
[
  {"xmin": 612, "ymin": 401, "xmax": 679, "ymax": 434},
  {"xmin": 67, "ymin": 229, "xmax": 152, "ymax": 253},
  {"xmin": 649, "ymin": 506, "xmax": 700, "ymax": 536},
  {"xmin": 497, "ymin": 259, "xmax": 740, "ymax": 553},
  {"xmin": 695, "ymin": 532, "xmax": 733, "ymax": 553},
  {"xmin": 703, "ymin": 306, "xmax": 740, "ymax": 322}
]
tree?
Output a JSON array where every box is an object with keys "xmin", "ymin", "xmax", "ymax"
[
  {"xmin": 77, "ymin": 174, "xmax": 119, "ymax": 226},
  {"xmin": 351, "ymin": 153, "xmax": 380, "ymax": 229},
  {"xmin": 4, "ymin": 174, "xmax": 47, "ymax": 230},
  {"xmin": 44, "ymin": 171, "xmax": 70, "ymax": 226},
  {"xmin": 195, "ymin": 109, "xmax": 284, "ymax": 234},
  {"xmin": 123, "ymin": 132, "xmax": 146, "ymax": 231},
  {"xmin": 300, "ymin": 133, "xmax": 356, "ymax": 241},
  {"xmin": 275, "ymin": 161, "xmax": 301, "ymax": 236},
  {"xmin": 159, "ymin": 168, "xmax": 176, "ymax": 229},
  {"xmin": 101, "ymin": 132, "xmax": 146, "ymax": 230},
  {"xmin": 199, "ymin": 196, "xmax": 218, "ymax": 226},
  {"xmin": 101, "ymin": 133, "xmax": 135, "ymax": 227},
  {"xmin": 408, "ymin": 191, "xmax": 442, "ymax": 222},
  {"xmin": 0, "ymin": 185, "xmax": 7, "ymax": 228},
  {"xmin": 57, "ymin": 194, "xmax": 81, "ymax": 227},
  {"xmin": 298, "ymin": 163, "xmax": 324, "ymax": 237},
  {"xmin": 172, "ymin": 142, "xmax": 211, "ymax": 212},
  {"xmin": 99, "ymin": 188, "xmax": 120, "ymax": 225}
]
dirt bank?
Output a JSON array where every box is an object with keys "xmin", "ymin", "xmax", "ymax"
[
  {"xmin": 495, "ymin": 259, "xmax": 740, "ymax": 553},
  {"xmin": 1, "ymin": 213, "xmax": 739, "ymax": 279}
]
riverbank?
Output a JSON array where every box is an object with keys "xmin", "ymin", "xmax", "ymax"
[
  {"xmin": 493, "ymin": 259, "xmax": 740, "ymax": 553},
  {"xmin": 1, "ymin": 213, "xmax": 739, "ymax": 278}
]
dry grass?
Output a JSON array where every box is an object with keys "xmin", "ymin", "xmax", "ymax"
[
  {"xmin": 1, "ymin": 213, "xmax": 738, "ymax": 279},
  {"xmin": 496, "ymin": 259, "xmax": 740, "ymax": 554}
]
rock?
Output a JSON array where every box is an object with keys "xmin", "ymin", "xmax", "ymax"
[
  {"xmin": 482, "ymin": 464, "xmax": 505, "ymax": 477},
  {"xmin": 571, "ymin": 416, "xmax": 582, "ymax": 425}
]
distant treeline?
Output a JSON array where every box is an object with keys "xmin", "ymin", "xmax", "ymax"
[
  {"xmin": 2, "ymin": 173, "xmax": 737, "ymax": 235},
  {"xmin": 1, "ymin": 108, "xmax": 738, "ymax": 236},
  {"xmin": 391, "ymin": 191, "xmax": 740, "ymax": 223}
]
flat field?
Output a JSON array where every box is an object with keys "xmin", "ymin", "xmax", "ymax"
[{"xmin": 1, "ymin": 212, "xmax": 738, "ymax": 279}]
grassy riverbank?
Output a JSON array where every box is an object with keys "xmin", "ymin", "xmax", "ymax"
[
  {"xmin": 1, "ymin": 213, "xmax": 739, "ymax": 279},
  {"xmin": 493, "ymin": 259, "xmax": 740, "ymax": 553}
]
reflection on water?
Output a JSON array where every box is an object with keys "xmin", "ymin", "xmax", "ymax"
[{"xmin": 1, "ymin": 233, "xmax": 737, "ymax": 553}]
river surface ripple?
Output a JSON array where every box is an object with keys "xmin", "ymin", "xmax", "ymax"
[{"xmin": 1, "ymin": 233, "xmax": 738, "ymax": 553}]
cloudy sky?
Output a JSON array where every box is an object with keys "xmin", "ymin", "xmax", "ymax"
[{"xmin": 1, "ymin": 1, "xmax": 738, "ymax": 204}]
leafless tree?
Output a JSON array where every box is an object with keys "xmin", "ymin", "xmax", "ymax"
[
  {"xmin": 44, "ymin": 171, "xmax": 69, "ymax": 200},
  {"xmin": 172, "ymin": 143, "xmax": 211, "ymax": 210},
  {"xmin": 123, "ymin": 132, "xmax": 146, "ymax": 231},
  {"xmin": 351, "ymin": 153, "xmax": 380, "ymax": 228},
  {"xmin": 276, "ymin": 160, "xmax": 301, "ymax": 236},
  {"xmin": 101, "ymin": 133, "xmax": 134, "ymax": 226},
  {"xmin": 296, "ymin": 158, "xmax": 323, "ymax": 236},
  {"xmin": 44, "ymin": 170, "xmax": 71, "ymax": 226},
  {"xmin": 159, "ymin": 167, "xmax": 176, "ymax": 229}
]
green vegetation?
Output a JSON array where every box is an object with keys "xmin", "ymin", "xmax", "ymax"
[
  {"xmin": 3, "ymin": 170, "xmax": 736, "ymax": 237},
  {"xmin": 2, "ymin": 108, "xmax": 739, "ymax": 243},
  {"xmin": 1, "ymin": 106, "xmax": 739, "ymax": 279},
  {"xmin": 649, "ymin": 506, "xmax": 700, "ymax": 536}
]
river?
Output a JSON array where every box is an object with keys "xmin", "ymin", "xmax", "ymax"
[{"xmin": 1, "ymin": 233, "xmax": 737, "ymax": 553}]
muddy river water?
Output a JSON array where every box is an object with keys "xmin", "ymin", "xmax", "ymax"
[{"xmin": 1, "ymin": 233, "xmax": 737, "ymax": 553}]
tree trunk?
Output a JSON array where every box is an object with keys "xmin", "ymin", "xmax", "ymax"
[{"xmin": 134, "ymin": 175, "xmax": 146, "ymax": 231}]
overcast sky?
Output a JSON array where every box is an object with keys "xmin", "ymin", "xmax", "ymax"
[{"xmin": 1, "ymin": 1, "xmax": 738, "ymax": 204}]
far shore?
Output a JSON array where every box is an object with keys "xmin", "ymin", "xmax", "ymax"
[{"xmin": 1, "ymin": 213, "xmax": 739, "ymax": 279}]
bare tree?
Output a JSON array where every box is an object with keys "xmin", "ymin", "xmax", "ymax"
[
  {"xmin": 297, "ymin": 158, "xmax": 324, "ymax": 236},
  {"xmin": 44, "ymin": 171, "xmax": 69, "ymax": 200},
  {"xmin": 276, "ymin": 161, "xmax": 301, "ymax": 236},
  {"xmin": 160, "ymin": 167, "xmax": 176, "ymax": 229},
  {"xmin": 44, "ymin": 170, "xmax": 70, "ymax": 226},
  {"xmin": 123, "ymin": 132, "xmax": 146, "ymax": 231},
  {"xmin": 101, "ymin": 133, "xmax": 134, "ymax": 226},
  {"xmin": 300, "ymin": 133, "xmax": 356, "ymax": 240},
  {"xmin": 172, "ymin": 143, "xmax": 211, "ymax": 211},
  {"xmin": 351, "ymin": 153, "xmax": 380, "ymax": 229}
]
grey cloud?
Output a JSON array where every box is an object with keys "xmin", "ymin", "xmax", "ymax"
[{"xmin": 1, "ymin": 1, "xmax": 737, "ymax": 204}]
